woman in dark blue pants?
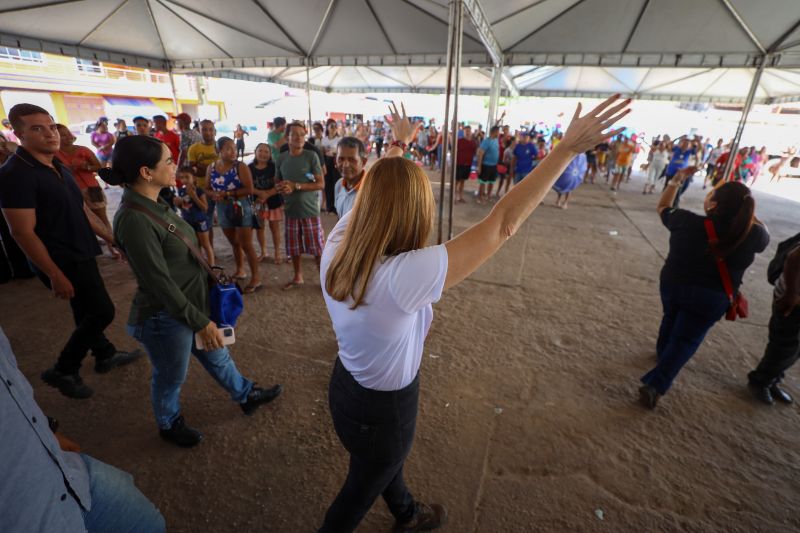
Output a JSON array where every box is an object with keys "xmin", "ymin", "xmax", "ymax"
[{"xmin": 639, "ymin": 176, "xmax": 770, "ymax": 408}]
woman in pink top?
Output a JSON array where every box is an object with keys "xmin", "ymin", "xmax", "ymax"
[{"xmin": 90, "ymin": 118, "xmax": 115, "ymax": 168}]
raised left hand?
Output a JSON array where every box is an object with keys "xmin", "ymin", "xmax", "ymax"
[
  {"xmin": 558, "ymin": 95, "xmax": 631, "ymax": 155},
  {"xmin": 385, "ymin": 102, "xmax": 422, "ymax": 146}
]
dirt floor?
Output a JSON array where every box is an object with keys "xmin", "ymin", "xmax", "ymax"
[{"xmin": 2, "ymin": 165, "xmax": 799, "ymax": 533}]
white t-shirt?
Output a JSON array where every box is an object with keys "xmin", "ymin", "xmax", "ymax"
[
  {"xmin": 320, "ymin": 212, "xmax": 449, "ymax": 391},
  {"xmin": 321, "ymin": 135, "xmax": 340, "ymax": 157}
]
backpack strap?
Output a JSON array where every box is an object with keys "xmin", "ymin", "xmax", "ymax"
[{"xmin": 121, "ymin": 201, "xmax": 221, "ymax": 284}]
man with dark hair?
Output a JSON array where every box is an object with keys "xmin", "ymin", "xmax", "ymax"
[
  {"xmin": 152, "ymin": 115, "xmax": 179, "ymax": 163},
  {"xmin": 268, "ymin": 116, "xmax": 287, "ymax": 158},
  {"xmin": 334, "ymin": 136, "xmax": 367, "ymax": 218},
  {"xmin": 275, "ymin": 121, "xmax": 324, "ymax": 289},
  {"xmin": 455, "ymin": 125, "xmax": 478, "ymax": 203},
  {"xmin": 0, "ymin": 104, "xmax": 142, "ymax": 399},
  {"xmin": 132, "ymin": 116, "xmax": 150, "ymax": 136}
]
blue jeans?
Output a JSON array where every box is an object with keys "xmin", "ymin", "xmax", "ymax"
[
  {"xmin": 80, "ymin": 454, "xmax": 165, "ymax": 532},
  {"xmin": 127, "ymin": 312, "xmax": 252, "ymax": 429},
  {"xmin": 641, "ymin": 281, "xmax": 730, "ymax": 394}
]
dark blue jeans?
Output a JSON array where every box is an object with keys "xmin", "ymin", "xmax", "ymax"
[
  {"xmin": 641, "ymin": 281, "xmax": 730, "ymax": 395},
  {"xmin": 320, "ymin": 358, "xmax": 418, "ymax": 532}
]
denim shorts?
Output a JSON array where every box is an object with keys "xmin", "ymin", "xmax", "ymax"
[{"xmin": 216, "ymin": 198, "xmax": 255, "ymax": 229}]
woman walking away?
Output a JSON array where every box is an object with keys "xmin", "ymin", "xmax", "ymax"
[
  {"xmin": 318, "ymin": 96, "xmax": 630, "ymax": 532},
  {"xmin": 233, "ymin": 124, "xmax": 248, "ymax": 160},
  {"xmin": 249, "ymin": 143, "xmax": 284, "ymax": 264},
  {"xmin": 639, "ymin": 177, "xmax": 769, "ymax": 409},
  {"xmin": 207, "ymin": 137, "xmax": 262, "ymax": 293},
  {"xmin": 644, "ymin": 141, "xmax": 670, "ymax": 194},
  {"xmin": 108, "ymin": 136, "xmax": 282, "ymax": 448}
]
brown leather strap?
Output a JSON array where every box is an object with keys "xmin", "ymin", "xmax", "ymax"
[{"xmin": 121, "ymin": 201, "xmax": 221, "ymax": 284}]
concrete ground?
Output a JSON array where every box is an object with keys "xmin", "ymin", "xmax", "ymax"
[{"xmin": 1, "ymin": 166, "xmax": 799, "ymax": 532}]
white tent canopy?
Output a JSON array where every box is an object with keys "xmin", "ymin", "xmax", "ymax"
[{"xmin": 1, "ymin": 0, "xmax": 800, "ymax": 102}]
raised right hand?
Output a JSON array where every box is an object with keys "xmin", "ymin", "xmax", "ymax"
[{"xmin": 50, "ymin": 271, "xmax": 75, "ymax": 299}]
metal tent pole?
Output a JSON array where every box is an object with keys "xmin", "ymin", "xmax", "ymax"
[
  {"xmin": 437, "ymin": 0, "xmax": 458, "ymax": 244},
  {"xmin": 720, "ymin": 56, "xmax": 767, "ymax": 183},
  {"xmin": 447, "ymin": 0, "xmax": 463, "ymax": 241},
  {"xmin": 306, "ymin": 65, "xmax": 313, "ymax": 127},
  {"xmin": 168, "ymin": 67, "xmax": 179, "ymax": 114},
  {"xmin": 486, "ymin": 66, "xmax": 502, "ymax": 130}
]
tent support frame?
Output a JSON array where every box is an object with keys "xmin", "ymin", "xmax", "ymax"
[
  {"xmin": 437, "ymin": 0, "xmax": 461, "ymax": 244},
  {"xmin": 720, "ymin": 57, "xmax": 766, "ymax": 182}
]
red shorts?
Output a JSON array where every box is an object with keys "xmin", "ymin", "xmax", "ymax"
[{"xmin": 285, "ymin": 216, "xmax": 325, "ymax": 258}]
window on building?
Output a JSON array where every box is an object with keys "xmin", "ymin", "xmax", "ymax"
[
  {"xmin": 75, "ymin": 58, "xmax": 103, "ymax": 75},
  {"xmin": 0, "ymin": 47, "xmax": 45, "ymax": 64}
]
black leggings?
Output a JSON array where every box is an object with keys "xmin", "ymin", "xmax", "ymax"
[{"xmin": 320, "ymin": 359, "xmax": 419, "ymax": 532}]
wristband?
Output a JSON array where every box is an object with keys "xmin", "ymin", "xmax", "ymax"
[{"xmin": 389, "ymin": 140, "xmax": 407, "ymax": 151}]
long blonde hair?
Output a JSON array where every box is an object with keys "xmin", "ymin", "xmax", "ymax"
[{"xmin": 325, "ymin": 157, "xmax": 435, "ymax": 309}]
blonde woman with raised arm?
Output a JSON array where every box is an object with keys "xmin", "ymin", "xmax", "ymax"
[{"xmin": 318, "ymin": 97, "xmax": 630, "ymax": 533}]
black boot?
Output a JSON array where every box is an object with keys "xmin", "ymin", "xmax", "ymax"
[
  {"xmin": 240, "ymin": 384, "xmax": 283, "ymax": 415},
  {"xmin": 41, "ymin": 368, "xmax": 93, "ymax": 399},
  {"xmin": 770, "ymin": 384, "xmax": 793, "ymax": 404},
  {"xmin": 748, "ymin": 382, "xmax": 774, "ymax": 405},
  {"xmin": 94, "ymin": 349, "xmax": 144, "ymax": 374},
  {"xmin": 638, "ymin": 384, "xmax": 660, "ymax": 409},
  {"xmin": 159, "ymin": 415, "xmax": 203, "ymax": 448},
  {"xmin": 394, "ymin": 502, "xmax": 448, "ymax": 532}
]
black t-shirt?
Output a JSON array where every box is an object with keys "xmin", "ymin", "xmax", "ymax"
[
  {"xmin": 660, "ymin": 208, "xmax": 770, "ymax": 291},
  {"xmin": 0, "ymin": 147, "xmax": 101, "ymax": 266},
  {"xmin": 248, "ymin": 161, "xmax": 283, "ymax": 209}
]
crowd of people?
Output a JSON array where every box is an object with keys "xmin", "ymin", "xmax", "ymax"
[{"xmin": 0, "ymin": 96, "xmax": 798, "ymax": 533}]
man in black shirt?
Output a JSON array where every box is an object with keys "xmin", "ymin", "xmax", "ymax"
[{"xmin": 0, "ymin": 104, "xmax": 142, "ymax": 399}]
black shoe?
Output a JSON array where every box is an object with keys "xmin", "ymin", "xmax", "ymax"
[
  {"xmin": 159, "ymin": 415, "xmax": 203, "ymax": 448},
  {"xmin": 394, "ymin": 502, "xmax": 448, "ymax": 532},
  {"xmin": 638, "ymin": 384, "xmax": 660, "ymax": 409},
  {"xmin": 748, "ymin": 383, "xmax": 774, "ymax": 405},
  {"xmin": 240, "ymin": 384, "xmax": 283, "ymax": 415},
  {"xmin": 41, "ymin": 368, "xmax": 93, "ymax": 399},
  {"xmin": 770, "ymin": 384, "xmax": 793, "ymax": 404},
  {"xmin": 94, "ymin": 349, "xmax": 144, "ymax": 374}
]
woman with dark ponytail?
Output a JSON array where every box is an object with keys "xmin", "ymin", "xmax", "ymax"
[
  {"xmin": 638, "ymin": 171, "xmax": 770, "ymax": 409},
  {"xmin": 106, "ymin": 136, "xmax": 282, "ymax": 448}
]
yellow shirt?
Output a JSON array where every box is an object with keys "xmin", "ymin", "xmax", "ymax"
[
  {"xmin": 187, "ymin": 142, "xmax": 218, "ymax": 188},
  {"xmin": 616, "ymin": 143, "xmax": 634, "ymax": 166}
]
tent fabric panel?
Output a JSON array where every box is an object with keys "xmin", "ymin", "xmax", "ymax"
[
  {"xmin": 626, "ymin": 0, "xmax": 759, "ymax": 54},
  {"xmin": 312, "ymin": 0, "xmax": 394, "ymax": 56},
  {"xmin": 147, "ymin": 0, "xmax": 228, "ymax": 60},
  {"xmin": 494, "ymin": 0, "xmax": 582, "ymax": 52},
  {"xmin": 509, "ymin": 0, "xmax": 646, "ymax": 53},
  {"xmin": 80, "ymin": 0, "xmax": 166, "ymax": 59},
  {"xmin": 257, "ymin": 0, "xmax": 336, "ymax": 55},
  {"xmin": 0, "ymin": 0, "xmax": 121, "ymax": 45},
  {"xmin": 728, "ymin": 0, "xmax": 800, "ymax": 51},
  {"xmin": 160, "ymin": 0, "xmax": 295, "ymax": 58}
]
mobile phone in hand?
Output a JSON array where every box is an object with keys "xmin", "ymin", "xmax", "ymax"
[{"xmin": 195, "ymin": 326, "xmax": 236, "ymax": 350}]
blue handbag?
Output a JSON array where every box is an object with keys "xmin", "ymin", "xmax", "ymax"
[{"xmin": 122, "ymin": 201, "xmax": 244, "ymax": 327}]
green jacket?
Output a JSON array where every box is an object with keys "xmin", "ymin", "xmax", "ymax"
[{"xmin": 113, "ymin": 188, "xmax": 210, "ymax": 331}]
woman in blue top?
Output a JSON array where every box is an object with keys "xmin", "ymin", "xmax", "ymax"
[
  {"xmin": 205, "ymin": 136, "xmax": 261, "ymax": 293},
  {"xmin": 639, "ymin": 172, "xmax": 769, "ymax": 408}
]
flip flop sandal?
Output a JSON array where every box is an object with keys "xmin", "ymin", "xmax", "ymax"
[
  {"xmin": 243, "ymin": 283, "xmax": 263, "ymax": 294},
  {"xmin": 282, "ymin": 280, "xmax": 304, "ymax": 291}
]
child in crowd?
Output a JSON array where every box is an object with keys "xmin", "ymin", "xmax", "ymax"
[{"xmin": 174, "ymin": 168, "xmax": 215, "ymax": 266}]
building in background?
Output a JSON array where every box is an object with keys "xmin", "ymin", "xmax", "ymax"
[{"xmin": 0, "ymin": 46, "xmax": 225, "ymax": 134}]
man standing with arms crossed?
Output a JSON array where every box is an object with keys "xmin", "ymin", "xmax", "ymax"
[
  {"xmin": 275, "ymin": 122, "xmax": 324, "ymax": 289},
  {"xmin": 0, "ymin": 104, "xmax": 141, "ymax": 399}
]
